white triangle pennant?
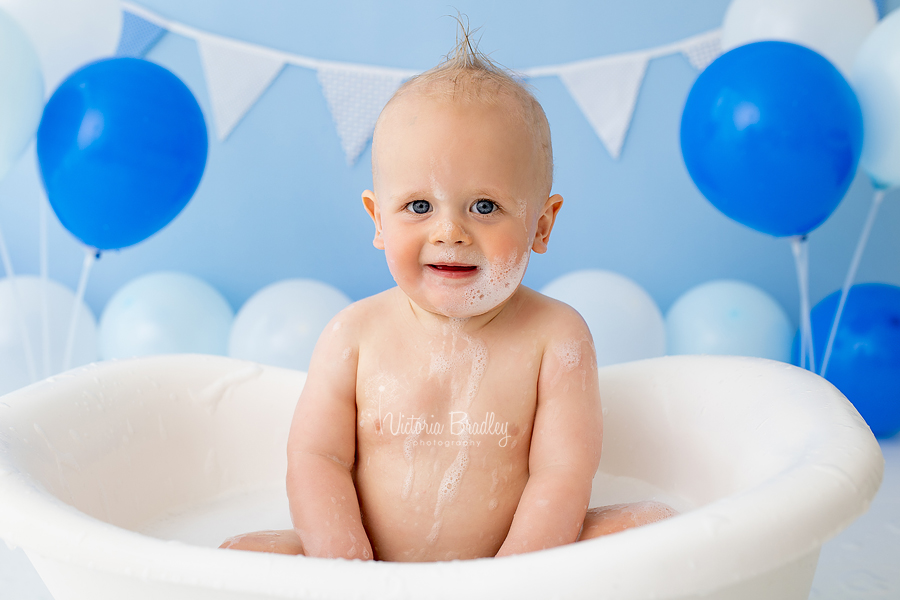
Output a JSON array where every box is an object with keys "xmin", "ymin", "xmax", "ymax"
[
  {"xmin": 196, "ymin": 35, "xmax": 286, "ymax": 141},
  {"xmin": 317, "ymin": 66, "xmax": 407, "ymax": 165},
  {"xmin": 681, "ymin": 31, "xmax": 722, "ymax": 71},
  {"xmin": 558, "ymin": 55, "xmax": 649, "ymax": 160}
]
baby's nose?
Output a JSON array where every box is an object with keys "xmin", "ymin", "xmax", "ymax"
[{"xmin": 429, "ymin": 218, "xmax": 471, "ymax": 245}]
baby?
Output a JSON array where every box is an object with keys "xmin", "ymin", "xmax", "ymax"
[{"xmin": 221, "ymin": 29, "xmax": 676, "ymax": 561}]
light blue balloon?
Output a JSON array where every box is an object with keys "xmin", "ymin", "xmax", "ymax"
[
  {"xmin": 540, "ymin": 269, "xmax": 666, "ymax": 367},
  {"xmin": 0, "ymin": 8, "xmax": 43, "ymax": 180},
  {"xmin": 100, "ymin": 272, "xmax": 234, "ymax": 359},
  {"xmin": 228, "ymin": 279, "xmax": 351, "ymax": 371},
  {"xmin": 666, "ymin": 280, "xmax": 793, "ymax": 362}
]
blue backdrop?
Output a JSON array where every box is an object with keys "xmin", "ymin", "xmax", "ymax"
[{"xmin": 0, "ymin": 0, "xmax": 898, "ymax": 325}]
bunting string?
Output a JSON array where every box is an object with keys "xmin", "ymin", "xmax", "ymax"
[{"xmin": 119, "ymin": 2, "xmax": 721, "ymax": 164}]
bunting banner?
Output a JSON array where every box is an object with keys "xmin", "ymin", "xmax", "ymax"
[
  {"xmin": 556, "ymin": 56, "xmax": 649, "ymax": 160},
  {"xmin": 196, "ymin": 36, "xmax": 286, "ymax": 141},
  {"xmin": 317, "ymin": 66, "xmax": 409, "ymax": 165},
  {"xmin": 119, "ymin": 2, "xmax": 721, "ymax": 164}
]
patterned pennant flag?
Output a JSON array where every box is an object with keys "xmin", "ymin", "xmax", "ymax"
[
  {"xmin": 116, "ymin": 10, "xmax": 167, "ymax": 58},
  {"xmin": 317, "ymin": 66, "xmax": 408, "ymax": 165},
  {"xmin": 681, "ymin": 31, "xmax": 722, "ymax": 71},
  {"xmin": 558, "ymin": 55, "xmax": 649, "ymax": 160},
  {"xmin": 196, "ymin": 35, "xmax": 287, "ymax": 141}
]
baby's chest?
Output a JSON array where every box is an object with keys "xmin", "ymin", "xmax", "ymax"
[{"xmin": 355, "ymin": 341, "xmax": 539, "ymax": 450}]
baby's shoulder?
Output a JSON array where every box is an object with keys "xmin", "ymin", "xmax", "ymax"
[
  {"xmin": 324, "ymin": 288, "xmax": 402, "ymax": 338},
  {"xmin": 514, "ymin": 286, "xmax": 593, "ymax": 341},
  {"xmin": 327, "ymin": 289, "xmax": 388, "ymax": 327}
]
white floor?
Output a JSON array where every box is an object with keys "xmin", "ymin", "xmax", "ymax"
[{"xmin": 2, "ymin": 438, "xmax": 897, "ymax": 599}]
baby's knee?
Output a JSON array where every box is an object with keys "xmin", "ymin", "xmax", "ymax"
[
  {"xmin": 579, "ymin": 501, "xmax": 678, "ymax": 540},
  {"xmin": 219, "ymin": 529, "xmax": 306, "ymax": 555}
]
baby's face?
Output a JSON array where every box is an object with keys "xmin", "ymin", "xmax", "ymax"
[{"xmin": 364, "ymin": 94, "xmax": 555, "ymax": 319}]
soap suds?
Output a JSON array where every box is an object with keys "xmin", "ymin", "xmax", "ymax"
[
  {"xmin": 427, "ymin": 248, "xmax": 529, "ymax": 319},
  {"xmin": 429, "ymin": 352, "xmax": 451, "ymax": 377},
  {"xmin": 426, "ymin": 429, "xmax": 471, "ymax": 544},
  {"xmin": 553, "ymin": 340, "xmax": 582, "ymax": 372}
]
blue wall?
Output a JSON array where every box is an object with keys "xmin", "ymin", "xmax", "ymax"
[{"xmin": 1, "ymin": 0, "xmax": 898, "ymax": 327}]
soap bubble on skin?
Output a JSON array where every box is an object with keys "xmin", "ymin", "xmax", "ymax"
[
  {"xmin": 426, "ymin": 245, "xmax": 529, "ymax": 319},
  {"xmin": 460, "ymin": 250, "xmax": 530, "ymax": 317},
  {"xmin": 429, "ymin": 351, "xmax": 451, "ymax": 377},
  {"xmin": 514, "ymin": 197, "xmax": 530, "ymax": 236},
  {"xmin": 515, "ymin": 198, "xmax": 527, "ymax": 219},
  {"xmin": 426, "ymin": 429, "xmax": 471, "ymax": 544},
  {"xmin": 461, "ymin": 337, "xmax": 487, "ymax": 407},
  {"xmin": 553, "ymin": 340, "xmax": 582, "ymax": 372}
]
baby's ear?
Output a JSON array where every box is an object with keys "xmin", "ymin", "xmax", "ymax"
[
  {"xmin": 362, "ymin": 190, "xmax": 385, "ymax": 250},
  {"xmin": 532, "ymin": 194, "xmax": 563, "ymax": 254}
]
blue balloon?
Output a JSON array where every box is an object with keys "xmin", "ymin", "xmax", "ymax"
[
  {"xmin": 680, "ymin": 42, "xmax": 863, "ymax": 237},
  {"xmin": 37, "ymin": 58, "xmax": 208, "ymax": 250},
  {"xmin": 792, "ymin": 283, "xmax": 900, "ymax": 439}
]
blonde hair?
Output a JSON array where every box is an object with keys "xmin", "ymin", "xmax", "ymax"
[{"xmin": 374, "ymin": 18, "xmax": 554, "ymax": 193}]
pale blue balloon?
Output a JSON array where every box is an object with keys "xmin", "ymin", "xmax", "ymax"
[
  {"xmin": 666, "ymin": 280, "xmax": 792, "ymax": 362},
  {"xmin": 540, "ymin": 270, "xmax": 666, "ymax": 367},
  {"xmin": 100, "ymin": 272, "xmax": 234, "ymax": 359},
  {"xmin": 228, "ymin": 279, "xmax": 351, "ymax": 371},
  {"xmin": 0, "ymin": 7, "xmax": 44, "ymax": 180}
]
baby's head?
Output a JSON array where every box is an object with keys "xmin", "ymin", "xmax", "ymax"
[
  {"xmin": 363, "ymin": 25, "xmax": 563, "ymax": 320},
  {"xmin": 374, "ymin": 27, "xmax": 554, "ymax": 197}
]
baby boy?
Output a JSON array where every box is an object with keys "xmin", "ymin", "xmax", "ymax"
[{"xmin": 222, "ymin": 31, "xmax": 675, "ymax": 562}]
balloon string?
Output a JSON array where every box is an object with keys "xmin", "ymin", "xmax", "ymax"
[
  {"xmin": 39, "ymin": 197, "xmax": 51, "ymax": 378},
  {"xmin": 820, "ymin": 188, "xmax": 887, "ymax": 378},
  {"xmin": 0, "ymin": 221, "xmax": 38, "ymax": 383},
  {"xmin": 63, "ymin": 247, "xmax": 97, "ymax": 372},
  {"xmin": 790, "ymin": 236, "xmax": 815, "ymax": 372}
]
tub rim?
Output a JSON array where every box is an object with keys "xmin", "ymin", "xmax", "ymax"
[{"xmin": 0, "ymin": 354, "xmax": 885, "ymax": 599}]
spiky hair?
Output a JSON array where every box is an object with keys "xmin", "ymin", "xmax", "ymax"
[{"xmin": 374, "ymin": 16, "xmax": 554, "ymax": 193}]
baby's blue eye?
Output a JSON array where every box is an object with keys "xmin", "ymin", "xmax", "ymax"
[
  {"xmin": 407, "ymin": 200, "xmax": 431, "ymax": 214},
  {"xmin": 473, "ymin": 200, "xmax": 497, "ymax": 215}
]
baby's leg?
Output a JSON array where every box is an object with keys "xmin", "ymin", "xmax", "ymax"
[
  {"xmin": 578, "ymin": 501, "xmax": 678, "ymax": 540},
  {"xmin": 219, "ymin": 529, "xmax": 305, "ymax": 555}
]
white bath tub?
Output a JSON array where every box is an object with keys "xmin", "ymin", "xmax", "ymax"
[{"xmin": 0, "ymin": 354, "xmax": 883, "ymax": 600}]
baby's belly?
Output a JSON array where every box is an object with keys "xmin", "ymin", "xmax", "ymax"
[{"xmin": 354, "ymin": 441, "xmax": 528, "ymax": 562}]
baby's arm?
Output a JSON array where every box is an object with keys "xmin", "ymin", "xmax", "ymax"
[
  {"xmin": 495, "ymin": 310, "xmax": 602, "ymax": 557},
  {"xmin": 286, "ymin": 309, "xmax": 373, "ymax": 560}
]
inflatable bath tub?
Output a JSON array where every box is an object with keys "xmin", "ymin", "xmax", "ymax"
[{"xmin": 0, "ymin": 354, "xmax": 883, "ymax": 600}]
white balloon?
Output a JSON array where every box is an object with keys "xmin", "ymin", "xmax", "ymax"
[
  {"xmin": 852, "ymin": 8, "xmax": 900, "ymax": 189},
  {"xmin": 229, "ymin": 279, "xmax": 351, "ymax": 371},
  {"xmin": 721, "ymin": 0, "xmax": 877, "ymax": 77},
  {"xmin": 0, "ymin": 0, "xmax": 122, "ymax": 94},
  {"xmin": 541, "ymin": 270, "xmax": 666, "ymax": 367},
  {"xmin": 0, "ymin": 275, "xmax": 98, "ymax": 396},
  {"xmin": 0, "ymin": 8, "xmax": 43, "ymax": 181}
]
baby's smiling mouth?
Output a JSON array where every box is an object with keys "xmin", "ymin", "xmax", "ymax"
[{"xmin": 427, "ymin": 263, "xmax": 478, "ymax": 275}]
